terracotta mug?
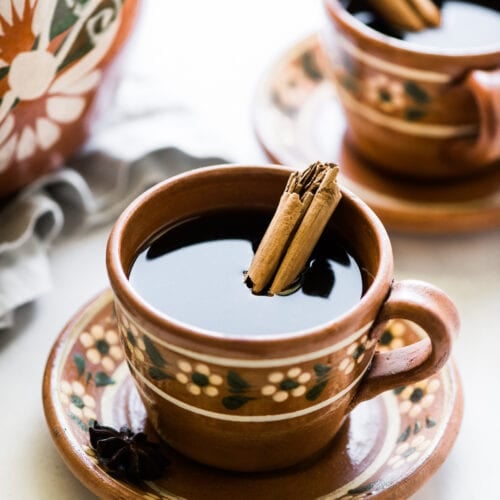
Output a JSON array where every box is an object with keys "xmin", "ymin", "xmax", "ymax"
[
  {"xmin": 322, "ymin": 0, "xmax": 500, "ymax": 181},
  {"xmin": 0, "ymin": 0, "xmax": 140, "ymax": 198},
  {"xmin": 106, "ymin": 165, "xmax": 459, "ymax": 472}
]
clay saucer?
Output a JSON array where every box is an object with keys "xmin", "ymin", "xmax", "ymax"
[
  {"xmin": 254, "ymin": 34, "xmax": 500, "ymax": 234},
  {"xmin": 43, "ymin": 290, "xmax": 463, "ymax": 499}
]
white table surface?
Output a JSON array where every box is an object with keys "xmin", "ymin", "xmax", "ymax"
[{"xmin": 1, "ymin": 1, "xmax": 499, "ymax": 499}]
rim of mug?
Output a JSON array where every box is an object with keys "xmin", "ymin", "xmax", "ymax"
[
  {"xmin": 106, "ymin": 164, "xmax": 393, "ymax": 350},
  {"xmin": 324, "ymin": 0, "xmax": 500, "ymax": 58}
]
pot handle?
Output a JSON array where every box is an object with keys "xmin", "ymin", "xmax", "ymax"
[
  {"xmin": 452, "ymin": 68, "xmax": 500, "ymax": 166},
  {"xmin": 349, "ymin": 280, "xmax": 459, "ymax": 410}
]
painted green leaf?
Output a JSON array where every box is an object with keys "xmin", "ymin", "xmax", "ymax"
[
  {"xmin": 347, "ymin": 481, "xmax": 378, "ymax": 495},
  {"xmin": 306, "ymin": 380, "xmax": 328, "ymax": 401},
  {"xmin": 414, "ymin": 421, "xmax": 422, "ymax": 434},
  {"xmin": 397, "ymin": 425, "xmax": 411, "ymax": 443},
  {"xmin": 393, "ymin": 386, "xmax": 406, "ymax": 395},
  {"xmin": 313, "ymin": 363, "xmax": 332, "ymax": 379},
  {"xmin": 0, "ymin": 66, "xmax": 9, "ymax": 80},
  {"xmin": 222, "ymin": 395, "xmax": 254, "ymax": 410},
  {"xmin": 85, "ymin": 372, "xmax": 92, "ymax": 384},
  {"xmin": 50, "ymin": 0, "xmax": 79, "ymax": 40},
  {"xmin": 94, "ymin": 372, "xmax": 115, "ymax": 387},
  {"xmin": 405, "ymin": 108, "xmax": 426, "ymax": 121},
  {"xmin": 127, "ymin": 329, "xmax": 136, "ymax": 346},
  {"xmin": 143, "ymin": 336, "xmax": 166, "ymax": 368},
  {"xmin": 404, "ymin": 81, "xmax": 430, "ymax": 104},
  {"xmin": 301, "ymin": 51, "xmax": 323, "ymax": 81},
  {"xmin": 57, "ymin": 40, "xmax": 94, "ymax": 72},
  {"xmin": 426, "ymin": 417, "xmax": 437, "ymax": 428},
  {"xmin": 74, "ymin": 354, "xmax": 85, "ymax": 377},
  {"xmin": 68, "ymin": 412, "xmax": 88, "ymax": 432},
  {"xmin": 227, "ymin": 371, "xmax": 250, "ymax": 393},
  {"xmin": 148, "ymin": 367, "xmax": 173, "ymax": 381}
]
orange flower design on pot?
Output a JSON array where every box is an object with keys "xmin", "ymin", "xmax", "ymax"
[{"xmin": 0, "ymin": 0, "xmax": 139, "ymax": 197}]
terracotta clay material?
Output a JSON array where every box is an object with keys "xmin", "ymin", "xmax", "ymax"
[
  {"xmin": 322, "ymin": 0, "xmax": 500, "ymax": 181},
  {"xmin": 0, "ymin": 0, "xmax": 140, "ymax": 198},
  {"xmin": 105, "ymin": 165, "xmax": 459, "ymax": 472},
  {"xmin": 253, "ymin": 34, "xmax": 500, "ymax": 234},
  {"xmin": 42, "ymin": 290, "xmax": 463, "ymax": 499}
]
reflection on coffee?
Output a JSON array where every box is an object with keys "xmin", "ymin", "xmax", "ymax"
[
  {"xmin": 129, "ymin": 210, "xmax": 363, "ymax": 336},
  {"xmin": 348, "ymin": 0, "xmax": 500, "ymax": 49}
]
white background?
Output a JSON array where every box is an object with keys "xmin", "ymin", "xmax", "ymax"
[{"xmin": 1, "ymin": 1, "xmax": 499, "ymax": 498}]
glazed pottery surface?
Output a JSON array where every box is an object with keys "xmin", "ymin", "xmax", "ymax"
[
  {"xmin": 322, "ymin": 0, "xmax": 500, "ymax": 181},
  {"xmin": 0, "ymin": 0, "xmax": 139, "ymax": 198},
  {"xmin": 42, "ymin": 289, "xmax": 464, "ymax": 499},
  {"xmin": 254, "ymin": 34, "xmax": 500, "ymax": 234},
  {"xmin": 106, "ymin": 165, "xmax": 459, "ymax": 471}
]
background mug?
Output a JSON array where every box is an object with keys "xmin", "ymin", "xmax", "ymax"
[
  {"xmin": 106, "ymin": 165, "xmax": 459, "ymax": 471},
  {"xmin": 0, "ymin": 0, "xmax": 139, "ymax": 198},
  {"xmin": 322, "ymin": 0, "xmax": 500, "ymax": 181}
]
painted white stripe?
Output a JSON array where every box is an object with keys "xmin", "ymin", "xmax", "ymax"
[
  {"xmin": 337, "ymin": 36, "xmax": 451, "ymax": 83},
  {"xmin": 129, "ymin": 361, "xmax": 369, "ymax": 423},
  {"xmin": 120, "ymin": 312, "xmax": 373, "ymax": 368},
  {"xmin": 337, "ymin": 86, "xmax": 477, "ymax": 138}
]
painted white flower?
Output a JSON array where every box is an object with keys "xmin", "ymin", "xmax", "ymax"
[
  {"xmin": 60, "ymin": 380, "xmax": 97, "ymax": 421},
  {"xmin": 365, "ymin": 74, "xmax": 406, "ymax": 113},
  {"xmin": 261, "ymin": 367, "xmax": 312, "ymax": 403},
  {"xmin": 0, "ymin": 0, "xmax": 122, "ymax": 171},
  {"xmin": 387, "ymin": 435, "xmax": 432, "ymax": 469},
  {"xmin": 397, "ymin": 378, "xmax": 440, "ymax": 418},
  {"xmin": 339, "ymin": 335, "xmax": 377, "ymax": 375},
  {"xmin": 176, "ymin": 360, "xmax": 224, "ymax": 397},
  {"xmin": 80, "ymin": 324, "xmax": 123, "ymax": 372},
  {"xmin": 377, "ymin": 320, "xmax": 406, "ymax": 353}
]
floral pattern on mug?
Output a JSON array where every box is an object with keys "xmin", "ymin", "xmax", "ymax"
[
  {"xmin": 387, "ymin": 435, "xmax": 432, "ymax": 469},
  {"xmin": 396, "ymin": 379, "xmax": 440, "ymax": 418},
  {"xmin": 0, "ymin": 0, "xmax": 123, "ymax": 172},
  {"xmin": 365, "ymin": 74, "xmax": 406, "ymax": 113},
  {"xmin": 272, "ymin": 49, "xmax": 324, "ymax": 114},
  {"xmin": 60, "ymin": 380, "xmax": 97, "ymax": 422},
  {"xmin": 377, "ymin": 320, "xmax": 406, "ymax": 353},
  {"xmin": 261, "ymin": 367, "xmax": 312, "ymax": 402},
  {"xmin": 175, "ymin": 360, "xmax": 224, "ymax": 397},
  {"xmin": 79, "ymin": 324, "xmax": 123, "ymax": 372},
  {"xmin": 339, "ymin": 335, "xmax": 376, "ymax": 375}
]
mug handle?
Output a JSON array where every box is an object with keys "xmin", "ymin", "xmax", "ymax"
[
  {"xmin": 451, "ymin": 68, "xmax": 500, "ymax": 166},
  {"xmin": 349, "ymin": 280, "xmax": 459, "ymax": 410}
]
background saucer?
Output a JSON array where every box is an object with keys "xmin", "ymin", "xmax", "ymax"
[
  {"xmin": 254, "ymin": 34, "xmax": 500, "ymax": 234},
  {"xmin": 43, "ymin": 290, "xmax": 463, "ymax": 499}
]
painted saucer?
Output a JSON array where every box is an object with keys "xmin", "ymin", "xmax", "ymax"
[
  {"xmin": 43, "ymin": 290, "xmax": 463, "ymax": 499},
  {"xmin": 253, "ymin": 34, "xmax": 500, "ymax": 234}
]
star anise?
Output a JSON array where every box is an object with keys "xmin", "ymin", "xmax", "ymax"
[{"xmin": 89, "ymin": 421, "xmax": 168, "ymax": 481}]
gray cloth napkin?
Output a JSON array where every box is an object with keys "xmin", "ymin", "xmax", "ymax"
[{"xmin": 0, "ymin": 147, "xmax": 227, "ymax": 329}]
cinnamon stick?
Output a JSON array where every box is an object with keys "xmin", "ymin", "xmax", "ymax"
[
  {"xmin": 368, "ymin": 0, "xmax": 441, "ymax": 32},
  {"xmin": 245, "ymin": 162, "xmax": 342, "ymax": 295}
]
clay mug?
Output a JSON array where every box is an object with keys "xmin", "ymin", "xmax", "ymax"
[
  {"xmin": 106, "ymin": 165, "xmax": 459, "ymax": 472},
  {"xmin": 322, "ymin": 0, "xmax": 500, "ymax": 181},
  {"xmin": 0, "ymin": 0, "xmax": 140, "ymax": 198}
]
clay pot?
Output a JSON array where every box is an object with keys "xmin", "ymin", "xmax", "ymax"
[
  {"xmin": 322, "ymin": 0, "xmax": 500, "ymax": 181},
  {"xmin": 0, "ymin": 0, "xmax": 140, "ymax": 198},
  {"xmin": 106, "ymin": 165, "xmax": 459, "ymax": 472}
]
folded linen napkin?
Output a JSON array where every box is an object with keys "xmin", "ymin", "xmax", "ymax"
[{"xmin": 0, "ymin": 147, "xmax": 227, "ymax": 329}]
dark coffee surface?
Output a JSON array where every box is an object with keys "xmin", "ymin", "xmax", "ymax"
[
  {"xmin": 348, "ymin": 0, "xmax": 500, "ymax": 50},
  {"xmin": 129, "ymin": 211, "xmax": 363, "ymax": 336}
]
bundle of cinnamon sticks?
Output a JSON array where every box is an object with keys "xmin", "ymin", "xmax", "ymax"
[
  {"xmin": 368, "ymin": 0, "xmax": 441, "ymax": 32},
  {"xmin": 246, "ymin": 162, "xmax": 342, "ymax": 295}
]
